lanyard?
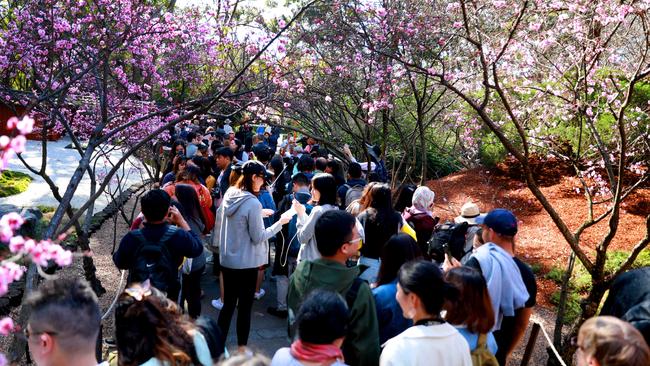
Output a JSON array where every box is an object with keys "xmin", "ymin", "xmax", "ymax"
[{"xmin": 415, "ymin": 318, "xmax": 446, "ymax": 327}]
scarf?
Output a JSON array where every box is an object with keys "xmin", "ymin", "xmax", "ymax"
[{"xmin": 290, "ymin": 340, "xmax": 344, "ymax": 364}]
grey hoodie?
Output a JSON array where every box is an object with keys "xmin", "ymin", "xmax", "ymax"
[{"xmin": 212, "ymin": 188, "xmax": 283, "ymax": 269}]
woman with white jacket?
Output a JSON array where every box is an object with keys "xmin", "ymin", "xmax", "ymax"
[
  {"xmin": 214, "ymin": 161, "xmax": 290, "ymax": 348},
  {"xmin": 380, "ymin": 260, "xmax": 472, "ymax": 366},
  {"xmin": 293, "ymin": 173, "xmax": 339, "ymax": 262}
]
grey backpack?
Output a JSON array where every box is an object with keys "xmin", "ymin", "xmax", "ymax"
[{"xmin": 344, "ymin": 184, "xmax": 364, "ymax": 207}]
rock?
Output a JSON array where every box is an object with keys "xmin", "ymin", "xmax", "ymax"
[
  {"xmin": 19, "ymin": 207, "xmax": 43, "ymax": 239},
  {"xmin": 0, "ymin": 204, "xmax": 19, "ymax": 218},
  {"xmin": 0, "ymin": 205, "xmax": 45, "ymax": 241}
]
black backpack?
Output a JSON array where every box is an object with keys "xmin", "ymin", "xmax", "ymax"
[
  {"xmin": 427, "ymin": 221, "xmax": 469, "ymax": 263},
  {"xmin": 128, "ymin": 226, "xmax": 178, "ymax": 292}
]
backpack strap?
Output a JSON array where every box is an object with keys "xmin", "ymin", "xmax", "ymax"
[
  {"xmin": 477, "ymin": 333, "xmax": 488, "ymax": 349},
  {"xmin": 345, "ymin": 277, "xmax": 365, "ymax": 310},
  {"xmin": 131, "ymin": 226, "xmax": 178, "ymax": 256},
  {"xmin": 132, "ymin": 225, "xmax": 178, "ymax": 244}
]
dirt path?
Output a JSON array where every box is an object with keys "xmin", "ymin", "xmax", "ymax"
[{"xmin": 86, "ymin": 191, "xmax": 289, "ymax": 359}]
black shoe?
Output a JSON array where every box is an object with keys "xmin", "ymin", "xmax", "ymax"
[{"xmin": 267, "ymin": 306, "xmax": 288, "ymax": 318}]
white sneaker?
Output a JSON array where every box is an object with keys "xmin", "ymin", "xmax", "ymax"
[
  {"xmin": 211, "ymin": 298, "xmax": 224, "ymax": 310},
  {"xmin": 254, "ymin": 288, "xmax": 266, "ymax": 300}
]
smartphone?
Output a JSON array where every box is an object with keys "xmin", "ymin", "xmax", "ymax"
[{"xmin": 443, "ymin": 243, "xmax": 453, "ymax": 260}]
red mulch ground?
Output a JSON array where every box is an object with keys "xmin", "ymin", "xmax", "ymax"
[{"xmin": 427, "ymin": 166, "xmax": 650, "ymax": 308}]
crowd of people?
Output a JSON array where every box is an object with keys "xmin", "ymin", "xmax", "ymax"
[{"xmin": 21, "ymin": 120, "xmax": 650, "ymax": 366}]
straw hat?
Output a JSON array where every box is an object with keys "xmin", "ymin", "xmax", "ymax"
[{"xmin": 454, "ymin": 202, "xmax": 486, "ymax": 225}]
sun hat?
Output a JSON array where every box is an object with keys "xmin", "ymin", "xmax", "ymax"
[
  {"xmin": 454, "ymin": 201, "xmax": 486, "ymax": 225},
  {"xmin": 476, "ymin": 208, "xmax": 518, "ymax": 236}
]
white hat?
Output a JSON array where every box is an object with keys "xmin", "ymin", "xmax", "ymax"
[
  {"xmin": 359, "ymin": 162, "xmax": 377, "ymax": 172},
  {"xmin": 454, "ymin": 202, "xmax": 485, "ymax": 225}
]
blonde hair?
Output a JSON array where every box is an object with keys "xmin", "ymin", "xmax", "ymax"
[{"xmin": 579, "ymin": 316, "xmax": 650, "ymax": 366}]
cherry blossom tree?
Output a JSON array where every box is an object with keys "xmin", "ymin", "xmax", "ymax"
[
  {"xmin": 0, "ymin": 0, "xmax": 317, "ymax": 361},
  {"xmin": 357, "ymin": 0, "xmax": 650, "ymax": 362},
  {"xmin": 0, "ymin": 116, "xmax": 74, "ymax": 366},
  {"xmin": 251, "ymin": 1, "xmax": 466, "ymax": 184}
]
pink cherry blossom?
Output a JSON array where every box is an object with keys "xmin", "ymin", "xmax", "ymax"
[
  {"xmin": 9, "ymin": 235, "xmax": 25, "ymax": 253},
  {"xmin": 0, "ymin": 212, "xmax": 24, "ymax": 231},
  {"xmin": 0, "ymin": 318, "xmax": 14, "ymax": 336}
]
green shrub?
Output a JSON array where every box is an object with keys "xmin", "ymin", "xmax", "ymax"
[
  {"xmin": 547, "ymin": 249, "xmax": 649, "ymax": 293},
  {"xmin": 479, "ymin": 134, "xmax": 507, "ymax": 166},
  {"xmin": 605, "ymin": 249, "xmax": 650, "ymax": 274},
  {"xmin": 551, "ymin": 290, "xmax": 582, "ymax": 325},
  {"xmin": 529, "ymin": 263, "xmax": 542, "ymax": 274},
  {"xmin": 36, "ymin": 205, "xmax": 57, "ymax": 214},
  {"xmin": 0, "ymin": 170, "xmax": 32, "ymax": 197},
  {"xmin": 545, "ymin": 266, "xmax": 565, "ymax": 284}
]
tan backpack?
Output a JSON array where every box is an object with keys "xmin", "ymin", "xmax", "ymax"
[{"xmin": 471, "ymin": 333, "xmax": 499, "ymax": 366}]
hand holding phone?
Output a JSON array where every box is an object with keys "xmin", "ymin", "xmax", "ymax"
[
  {"xmin": 281, "ymin": 207, "xmax": 297, "ymax": 221},
  {"xmin": 292, "ymin": 200, "xmax": 306, "ymax": 217}
]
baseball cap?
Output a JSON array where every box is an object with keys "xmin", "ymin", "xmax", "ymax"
[
  {"xmin": 476, "ymin": 208, "xmax": 518, "ymax": 236},
  {"xmin": 242, "ymin": 160, "xmax": 273, "ymax": 182},
  {"xmin": 242, "ymin": 160, "xmax": 266, "ymax": 175}
]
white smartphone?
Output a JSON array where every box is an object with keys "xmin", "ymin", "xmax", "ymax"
[{"xmin": 281, "ymin": 207, "xmax": 297, "ymax": 220}]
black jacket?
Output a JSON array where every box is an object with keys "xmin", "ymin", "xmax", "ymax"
[{"xmin": 113, "ymin": 222, "xmax": 203, "ymax": 279}]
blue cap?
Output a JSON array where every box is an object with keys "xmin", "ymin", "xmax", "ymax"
[{"xmin": 476, "ymin": 208, "xmax": 518, "ymax": 236}]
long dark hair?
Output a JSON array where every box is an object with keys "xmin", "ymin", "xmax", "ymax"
[
  {"xmin": 311, "ymin": 173, "xmax": 338, "ymax": 206},
  {"xmin": 172, "ymin": 156, "xmax": 187, "ymax": 176},
  {"xmin": 174, "ymin": 184, "xmax": 207, "ymax": 228},
  {"xmin": 236, "ymin": 161, "xmax": 265, "ymax": 194},
  {"xmin": 115, "ymin": 284, "xmax": 199, "ymax": 366},
  {"xmin": 398, "ymin": 260, "xmax": 459, "ymax": 316},
  {"xmin": 444, "ymin": 267, "xmax": 495, "ymax": 334},
  {"xmin": 170, "ymin": 139, "xmax": 186, "ymax": 158},
  {"xmin": 393, "ymin": 184, "xmax": 417, "ymax": 213},
  {"xmin": 232, "ymin": 139, "xmax": 245, "ymax": 160},
  {"xmin": 376, "ymin": 234, "xmax": 422, "ymax": 286},
  {"xmin": 191, "ymin": 156, "xmax": 212, "ymax": 180},
  {"xmin": 366, "ymin": 183, "xmax": 401, "ymax": 233}
]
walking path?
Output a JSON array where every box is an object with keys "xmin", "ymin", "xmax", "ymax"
[
  {"xmin": 200, "ymin": 262, "xmax": 290, "ymax": 356},
  {"xmin": 0, "ymin": 138, "xmax": 146, "ymax": 212}
]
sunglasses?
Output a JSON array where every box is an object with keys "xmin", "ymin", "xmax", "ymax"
[
  {"xmin": 18, "ymin": 327, "xmax": 58, "ymax": 342},
  {"xmin": 347, "ymin": 237, "xmax": 363, "ymax": 246}
]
